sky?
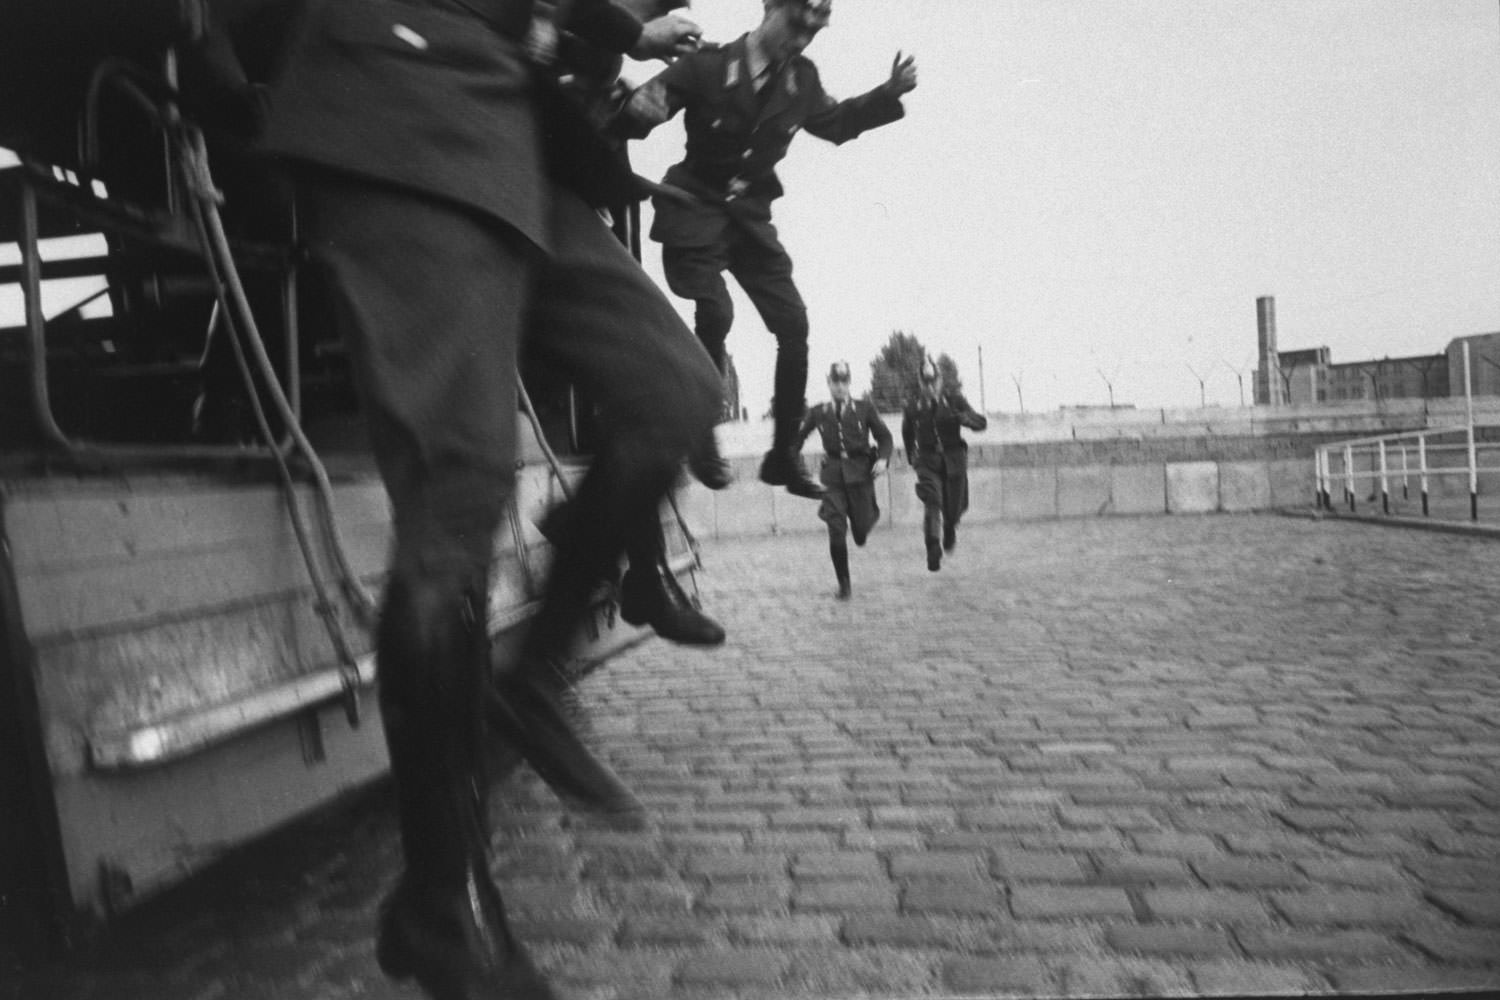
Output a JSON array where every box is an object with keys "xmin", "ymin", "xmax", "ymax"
[
  {"xmin": 620, "ymin": 0, "xmax": 1500, "ymax": 413},
  {"xmin": 4, "ymin": 1, "xmax": 1500, "ymax": 415}
]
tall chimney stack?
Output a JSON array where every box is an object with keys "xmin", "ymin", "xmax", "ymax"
[{"xmin": 1256, "ymin": 295, "xmax": 1283, "ymax": 407}]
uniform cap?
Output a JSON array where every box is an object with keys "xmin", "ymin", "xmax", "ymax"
[
  {"xmin": 919, "ymin": 355, "xmax": 941, "ymax": 383},
  {"xmin": 828, "ymin": 361, "xmax": 851, "ymax": 381}
]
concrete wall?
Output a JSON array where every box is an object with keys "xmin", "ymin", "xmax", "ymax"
[
  {"xmin": 708, "ymin": 395, "xmax": 1500, "ymax": 458},
  {"xmin": 681, "ymin": 458, "xmax": 1314, "ymax": 540}
]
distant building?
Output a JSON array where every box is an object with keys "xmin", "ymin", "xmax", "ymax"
[
  {"xmin": 1251, "ymin": 295, "xmax": 1494, "ymax": 406},
  {"xmin": 1447, "ymin": 332, "xmax": 1500, "ymax": 398}
]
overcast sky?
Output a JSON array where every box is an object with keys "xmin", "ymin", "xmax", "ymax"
[
  {"xmin": 624, "ymin": 0, "xmax": 1500, "ymax": 413},
  {"xmin": 4, "ymin": 1, "xmax": 1499, "ymax": 415}
]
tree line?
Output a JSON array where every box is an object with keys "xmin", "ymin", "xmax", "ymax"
[{"xmin": 867, "ymin": 330, "xmax": 963, "ymax": 411}]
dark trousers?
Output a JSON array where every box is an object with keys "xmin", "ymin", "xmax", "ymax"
[
  {"xmin": 661, "ymin": 223, "xmax": 809, "ymax": 423},
  {"xmin": 818, "ymin": 465, "xmax": 880, "ymax": 546},
  {"xmin": 300, "ymin": 173, "xmax": 721, "ymax": 878},
  {"xmin": 914, "ymin": 456, "xmax": 970, "ymax": 539}
]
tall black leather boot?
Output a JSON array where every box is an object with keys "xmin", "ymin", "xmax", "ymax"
[
  {"xmin": 687, "ymin": 424, "xmax": 733, "ymax": 490},
  {"xmin": 758, "ymin": 405, "xmax": 823, "ymax": 499},
  {"xmin": 830, "ymin": 538, "xmax": 851, "ymax": 599},
  {"xmin": 924, "ymin": 507, "xmax": 943, "ymax": 572},
  {"xmin": 619, "ymin": 512, "xmax": 725, "ymax": 646},
  {"xmin": 374, "ymin": 578, "xmax": 556, "ymax": 1000}
]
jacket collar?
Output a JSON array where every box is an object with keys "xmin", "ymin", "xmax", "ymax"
[{"xmin": 724, "ymin": 34, "xmax": 799, "ymax": 122}]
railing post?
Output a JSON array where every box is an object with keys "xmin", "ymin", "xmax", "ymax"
[
  {"xmin": 1399, "ymin": 443, "xmax": 1409, "ymax": 501},
  {"xmin": 1418, "ymin": 433, "xmax": 1429, "ymax": 517},
  {"xmin": 1465, "ymin": 342, "xmax": 1478, "ymax": 521},
  {"xmin": 1345, "ymin": 444, "xmax": 1356, "ymax": 512},
  {"xmin": 1378, "ymin": 440, "xmax": 1389, "ymax": 515},
  {"xmin": 1314, "ymin": 448, "xmax": 1325, "ymax": 509},
  {"xmin": 1319, "ymin": 449, "xmax": 1331, "ymax": 510}
]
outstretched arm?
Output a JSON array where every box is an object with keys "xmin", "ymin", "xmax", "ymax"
[
  {"xmin": 801, "ymin": 52, "xmax": 915, "ymax": 145},
  {"xmin": 884, "ymin": 51, "xmax": 918, "ymax": 98},
  {"xmin": 953, "ymin": 393, "xmax": 987, "ymax": 431}
]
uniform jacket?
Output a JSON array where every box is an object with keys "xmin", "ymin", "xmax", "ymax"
[
  {"xmin": 260, "ymin": 0, "xmax": 641, "ymax": 252},
  {"xmin": 902, "ymin": 391, "xmax": 986, "ymax": 469},
  {"xmin": 798, "ymin": 396, "xmax": 893, "ymax": 485},
  {"xmin": 621, "ymin": 34, "xmax": 905, "ymax": 248}
]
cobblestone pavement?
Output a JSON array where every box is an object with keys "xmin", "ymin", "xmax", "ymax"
[{"xmin": 8, "ymin": 514, "xmax": 1500, "ymax": 1000}]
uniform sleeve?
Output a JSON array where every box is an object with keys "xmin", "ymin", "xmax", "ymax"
[
  {"xmin": 618, "ymin": 49, "xmax": 699, "ymax": 135},
  {"xmin": 953, "ymin": 393, "xmax": 988, "ymax": 431},
  {"xmin": 799, "ymin": 60, "xmax": 906, "ymax": 146},
  {"xmin": 900, "ymin": 406, "xmax": 916, "ymax": 459},
  {"xmin": 866, "ymin": 402, "xmax": 894, "ymax": 461},
  {"xmin": 795, "ymin": 405, "xmax": 820, "ymax": 448}
]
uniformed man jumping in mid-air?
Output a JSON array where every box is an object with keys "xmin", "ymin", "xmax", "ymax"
[
  {"xmin": 902, "ymin": 356, "xmax": 988, "ymax": 572},
  {"xmin": 796, "ymin": 361, "xmax": 891, "ymax": 598},
  {"xmin": 620, "ymin": 0, "xmax": 917, "ymax": 499}
]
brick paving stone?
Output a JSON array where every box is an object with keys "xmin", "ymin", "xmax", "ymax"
[
  {"xmin": 766, "ymin": 807, "xmax": 863, "ymax": 830},
  {"xmin": 790, "ymin": 850, "xmax": 884, "ymax": 880},
  {"xmin": 1403, "ymin": 856, "xmax": 1500, "ymax": 887},
  {"xmin": 1090, "ymin": 853, "xmax": 1199, "ymax": 886},
  {"xmin": 579, "ymin": 847, "xmax": 672, "ymax": 879},
  {"xmin": 592, "ymin": 878, "xmax": 694, "ymax": 913},
  {"xmin": 1187, "ymin": 960, "xmax": 1330, "ymax": 994},
  {"xmin": 990, "ymin": 848, "xmax": 1092, "ymax": 882},
  {"xmin": 998, "ymin": 923, "xmax": 1105, "ymax": 954},
  {"xmin": 888, "ymin": 851, "xmax": 983, "ymax": 880},
  {"xmin": 791, "ymin": 881, "xmax": 899, "ymax": 914},
  {"xmin": 958, "ymin": 805, "xmax": 1060, "ymax": 830},
  {"xmin": 1402, "ymin": 926, "xmax": 1500, "ymax": 964},
  {"xmin": 868, "ymin": 805, "xmax": 958, "ymax": 830},
  {"xmin": 941, "ymin": 955, "xmax": 1056, "ymax": 995},
  {"xmin": 1190, "ymin": 856, "xmax": 1307, "ymax": 889},
  {"xmin": 1104, "ymin": 924, "xmax": 1238, "ymax": 958},
  {"xmin": 840, "ymin": 828, "xmax": 925, "ymax": 851},
  {"xmin": 1235, "ymin": 928, "xmax": 1412, "ymax": 963},
  {"xmin": 1296, "ymin": 857, "xmax": 1407, "ymax": 889},
  {"xmin": 1427, "ymin": 890, "xmax": 1500, "ymax": 925},
  {"xmin": 681, "ymin": 852, "xmax": 788, "ymax": 882},
  {"xmin": 1056, "ymin": 955, "xmax": 1197, "ymax": 997},
  {"xmin": 1130, "ymin": 831, "xmax": 1223, "ymax": 857},
  {"xmin": 900, "ymin": 879, "xmax": 1005, "ymax": 917},
  {"xmin": 1271, "ymin": 889, "xmax": 1437, "ymax": 928},
  {"xmin": 725, "ymin": 914, "xmax": 839, "ymax": 947},
  {"xmin": 695, "ymin": 880, "xmax": 791, "ymax": 914},
  {"xmin": 1011, "ymin": 886, "xmax": 1134, "ymax": 920},
  {"xmin": 618, "ymin": 913, "xmax": 723, "ymax": 948},
  {"xmin": 841, "ymin": 915, "xmax": 958, "ymax": 949},
  {"xmin": 673, "ymin": 951, "xmax": 789, "ymax": 990},
  {"xmin": 745, "ymin": 829, "xmax": 837, "ymax": 852},
  {"xmin": 783, "ymin": 947, "xmax": 940, "ymax": 996},
  {"xmin": 1142, "ymin": 889, "xmax": 1272, "ymax": 924}
]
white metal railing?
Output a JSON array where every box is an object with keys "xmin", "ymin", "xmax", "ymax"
[{"xmin": 1314, "ymin": 342, "xmax": 1500, "ymax": 523}]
